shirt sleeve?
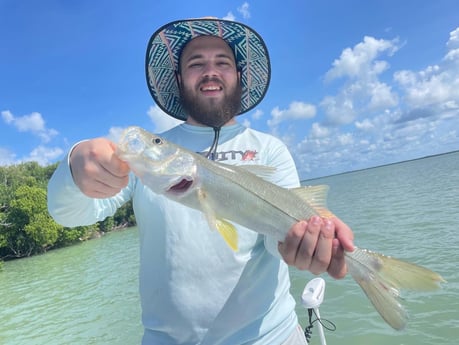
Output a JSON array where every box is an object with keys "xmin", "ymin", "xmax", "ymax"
[{"xmin": 47, "ymin": 144, "xmax": 134, "ymax": 227}]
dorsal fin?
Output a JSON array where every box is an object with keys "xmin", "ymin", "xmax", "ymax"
[{"xmin": 291, "ymin": 185, "xmax": 335, "ymax": 218}]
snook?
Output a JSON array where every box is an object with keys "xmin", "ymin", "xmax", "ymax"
[{"xmin": 117, "ymin": 126, "xmax": 445, "ymax": 331}]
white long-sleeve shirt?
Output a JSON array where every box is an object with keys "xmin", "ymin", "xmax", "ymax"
[{"xmin": 48, "ymin": 123, "xmax": 301, "ymax": 345}]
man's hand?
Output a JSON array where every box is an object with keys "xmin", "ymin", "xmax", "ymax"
[
  {"xmin": 278, "ymin": 216, "xmax": 354, "ymax": 279},
  {"xmin": 70, "ymin": 138, "xmax": 130, "ymax": 198}
]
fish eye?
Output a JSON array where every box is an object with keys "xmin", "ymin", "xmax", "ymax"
[{"xmin": 152, "ymin": 138, "xmax": 163, "ymax": 145}]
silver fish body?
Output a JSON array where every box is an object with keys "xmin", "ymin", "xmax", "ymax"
[{"xmin": 117, "ymin": 126, "xmax": 445, "ymax": 331}]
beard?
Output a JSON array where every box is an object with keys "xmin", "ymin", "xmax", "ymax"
[{"xmin": 180, "ymin": 77, "xmax": 242, "ymax": 128}]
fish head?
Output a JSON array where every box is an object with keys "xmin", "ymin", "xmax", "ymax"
[{"xmin": 117, "ymin": 126, "xmax": 197, "ymax": 195}]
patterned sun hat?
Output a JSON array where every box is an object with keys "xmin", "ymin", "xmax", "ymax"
[{"xmin": 145, "ymin": 18, "xmax": 271, "ymax": 121}]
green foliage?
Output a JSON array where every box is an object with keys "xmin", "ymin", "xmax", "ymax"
[
  {"xmin": 2, "ymin": 185, "xmax": 59, "ymax": 256},
  {"xmin": 0, "ymin": 162, "xmax": 136, "ymax": 261}
]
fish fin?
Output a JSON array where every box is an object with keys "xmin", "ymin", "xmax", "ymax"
[
  {"xmin": 346, "ymin": 247, "xmax": 445, "ymax": 330},
  {"xmin": 234, "ymin": 164, "xmax": 277, "ymax": 180},
  {"xmin": 196, "ymin": 187, "xmax": 239, "ymax": 251},
  {"xmin": 291, "ymin": 185, "xmax": 335, "ymax": 218},
  {"xmin": 371, "ymin": 251, "xmax": 446, "ymax": 290},
  {"xmin": 215, "ymin": 218, "xmax": 239, "ymax": 251}
]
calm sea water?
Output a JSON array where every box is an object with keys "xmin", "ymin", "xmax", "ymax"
[{"xmin": 1, "ymin": 152, "xmax": 458, "ymax": 344}]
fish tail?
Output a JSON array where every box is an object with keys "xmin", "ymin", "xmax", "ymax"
[{"xmin": 345, "ymin": 247, "xmax": 445, "ymax": 330}]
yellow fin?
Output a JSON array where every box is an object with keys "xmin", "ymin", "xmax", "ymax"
[
  {"xmin": 291, "ymin": 185, "xmax": 335, "ymax": 218},
  {"xmin": 215, "ymin": 219, "xmax": 239, "ymax": 251},
  {"xmin": 196, "ymin": 187, "xmax": 239, "ymax": 251}
]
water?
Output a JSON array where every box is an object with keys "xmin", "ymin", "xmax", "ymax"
[
  {"xmin": 1, "ymin": 152, "xmax": 458, "ymax": 344},
  {"xmin": 0, "ymin": 229, "xmax": 143, "ymax": 345},
  {"xmin": 293, "ymin": 152, "xmax": 459, "ymax": 345}
]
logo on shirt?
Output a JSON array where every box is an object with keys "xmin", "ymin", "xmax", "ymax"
[{"xmin": 198, "ymin": 149, "xmax": 258, "ymax": 162}]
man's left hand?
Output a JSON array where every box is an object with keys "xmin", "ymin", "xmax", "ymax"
[{"xmin": 278, "ymin": 216, "xmax": 354, "ymax": 279}]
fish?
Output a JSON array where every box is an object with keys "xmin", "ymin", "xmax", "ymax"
[{"xmin": 116, "ymin": 126, "xmax": 445, "ymax": 331}]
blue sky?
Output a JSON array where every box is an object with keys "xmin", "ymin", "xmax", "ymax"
[{"xmin": 1, "ymin": 0, "xmax": 459, "ymax": 179}]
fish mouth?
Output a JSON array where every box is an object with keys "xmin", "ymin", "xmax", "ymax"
[{"xmin": 167, "ymin": 177, "xmax": 194, "ymax": 194}]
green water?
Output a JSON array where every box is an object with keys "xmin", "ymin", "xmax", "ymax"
[
  {"xmin": 1, "ymin": 152, "xmax": 458, "ymax": 344},
  {"xmin": 0, "ymin": 228, "xmax": 143, "ymax": 344}
]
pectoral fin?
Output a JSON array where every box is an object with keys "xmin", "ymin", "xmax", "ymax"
[
  {"xmin": 197, "ymin": 187, "xmax": 239, "ymax": 251},
  {"xmin": 215, "ymin": 219, "xmax": 239, "ymax": 251}
]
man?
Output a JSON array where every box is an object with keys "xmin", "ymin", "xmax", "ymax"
[{"xmin": 48, "ymin": 18, "xmax": 354, "ymax": 345}]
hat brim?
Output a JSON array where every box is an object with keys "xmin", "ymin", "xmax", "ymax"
[{"xmin": 145, "ymin": 18, "xmax": 271, "ymax": 121}]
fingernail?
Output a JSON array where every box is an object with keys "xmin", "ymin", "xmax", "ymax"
[{"xmin": 311, "ymin": 216, "xmax": 321, "ymax": 225}]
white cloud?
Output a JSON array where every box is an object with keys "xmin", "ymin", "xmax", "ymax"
[
  {"xmin": 268, "ymin": 101, "xmax": 316, "ymax": 127},
  {"xmin": 319, "ymin": 35, "xmax": 400, "ymax": 126},
  {"xmin": 241, "ymin": 118, "xmax": 251, "ymax": 128},
  {"xmin": 147, "ymin": 105, "xmax": 183, "ymax": 133},
  {"xmin": 355, "ymin": 118, "xmax": 375, "ymax": 131},
  {"xmin": 237, "ymin": 2, "xmax": 250, "ymax": 19},
  {"xmin": 290, "ymin": 28, "xmax": 459, "ymax": 179},
  {"xmin": 24, "ymin": 146, "xmax": 64, "ymax": 165},
  {"xmin": 325, "ymin": 36, "xmax": 399, "ymax": 82},
  {"xmin": 446, "ymin": 27, "xmax": 459, "ymax": 50},
  {"xmin": 251, "ymin": 109, "xmax": 263, "ymax": 120},
  {"xmin": 1, "ymin": 110, "xmax": 58, "ymax": 142},
  {"xmin": 106, "ymin": 126, "xmax": 125, "ymax": 143},
  {"xmin": 223, "ymin": 12, "xmax": 236, "ymax": 21},
  {"xmin": 0, "ymin": 147, "xmax": 17, "ymax": 165},
  {"xmin": 309, "ymin": 122, "xmax": 330, "ymax": 139},
  {"xmin": 320, "ymin": 95, "xmax": 356, "ymax": 125},
  {"xmin": 223, "ymin": 2, "xmax": 250, "ymax": 22}
]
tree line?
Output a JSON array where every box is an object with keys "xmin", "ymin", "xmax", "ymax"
[{"xmin": 0, "ymin": 162, "xmax": 135, "ymax": 267}]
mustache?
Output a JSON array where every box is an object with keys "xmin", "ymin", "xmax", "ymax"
[{"xmin": 199, "ymin": 76, "xmax": 223, "ymax": 85}]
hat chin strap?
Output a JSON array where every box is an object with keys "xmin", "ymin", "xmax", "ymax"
[{"xmin": 206, "ymin": 126, "xmax": 221, "ymax": 161}]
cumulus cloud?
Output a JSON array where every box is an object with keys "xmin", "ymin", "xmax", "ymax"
[
  {"xmin": 237, "ymin": 2, "xmax": 250, "ymax": 19},
  {"xmin": 309, "ymin": 122, "xmax": 330, "ymax": 139},
  {"xmin": 223, "ymin": 2, "xmax": 250, "ymax": 21},
  {"xmin": 251, "ymin": 109, "xmax": 263, "ymax": 120},
  {"xmin": 223, "ymin": 12, "xmax": 236, "ymax": 21},
  {"xmin": 147, "ymin": 105, "xmax": 183, "ymax": 133},
  {"xmin": 24, "ymin": 145, "xmax": 64, "ymax": 165},
  {"xmin": 444, "ymin": 27, "xmax": 459, "ymax": 61},
  {"xmin": 288, "ymin": 28, "xmax": 459, "ymax": 178},
  {"xmin": 325, "ymin": 36, "xmax": 400, "ymax": 82},
  {"xmin": 319, "ymin": 36, "xmax": 400, "ymax": 125},
  {"xmin": 1, "ymin": 110, "xmax": 58, "ymax": 142},
  {"xmin": 268, "ymin": 101, "xmax": 316, "ymax": 127},
  {"xmin": 106, "ymin": 126, "xmax": 125, "ymax": 142}
]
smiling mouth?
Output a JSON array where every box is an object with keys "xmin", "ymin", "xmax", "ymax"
[{"xmin": 200, "ymin": 82, "xmax": 223, "ymax": 92}]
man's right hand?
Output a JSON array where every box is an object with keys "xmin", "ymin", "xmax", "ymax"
[{"xmin": 69, "ymin": 138, "xmax": 130, "ymax": 198}]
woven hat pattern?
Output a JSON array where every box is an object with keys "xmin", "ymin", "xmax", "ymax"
[{"xmin": 146, "ymin": 19, "xmax": 270, "ymax": 120}]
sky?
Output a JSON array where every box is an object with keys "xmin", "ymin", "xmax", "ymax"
[{"xmin": 1, "ymin": 0, "xmax": 459, "ymax": 179}]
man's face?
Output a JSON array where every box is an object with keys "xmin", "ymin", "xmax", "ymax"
[{"xmin": 178, "ymin": 36, "xmax": 242, "ymax": 127}]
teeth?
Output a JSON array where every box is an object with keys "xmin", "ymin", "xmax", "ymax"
[{"xmin": 202, "ymin": 86, "xmax": 221, "ymax": 91}]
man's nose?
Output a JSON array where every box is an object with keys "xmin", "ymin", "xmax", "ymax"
[{"xmin": 202, "ymin": 62, "xmax": 218, "ymax": 77}]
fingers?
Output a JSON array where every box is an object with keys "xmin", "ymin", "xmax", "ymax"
[
  {"xmin": 332, "ymin": 216, "xmax": 355, "ymax": 252},
  {"xmin": 278, "ymin": 216, "xmax": 334, "ymax": 274},
  {"xmin": 327, "ymin": 238, "xmax": 347, "ymax": 279},
  {"xmin": 70, "ymin": 138, "xmax": 130, "ymax": 198},
  {"xmin": 278, "ymin": 216, "xmax": 353, "ymax": 279}
]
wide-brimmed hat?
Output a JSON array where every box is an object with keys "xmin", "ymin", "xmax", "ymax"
[{"xmin": 145, "ymin": 18, "xmax": 271, "ymax": 121}]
